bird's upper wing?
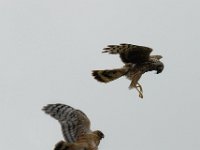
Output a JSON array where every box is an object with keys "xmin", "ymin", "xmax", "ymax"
[
  {"xmin": 42, "ymin": 104, "xmax": 91, "ymax": 143},
  {"xmin": 103, "ymin": 43, "xmax": 153, "ymax": 64}
]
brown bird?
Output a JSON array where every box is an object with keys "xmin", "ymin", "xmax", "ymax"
[
  {"xmin": 92, "ymin": 43, "xmax": 164, "ymax": 98},
  {"xmin": 42, "ymin": 104, "xmax": 104, "ymax": 150}
]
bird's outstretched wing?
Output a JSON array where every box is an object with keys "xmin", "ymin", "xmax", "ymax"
[
  {"xmin": 103, "ymin": 43, "xmax": 152, "ymax": 64},
  {"xmin": 42, "ymin": 104, "xmax": 91, "ymax": 143}
]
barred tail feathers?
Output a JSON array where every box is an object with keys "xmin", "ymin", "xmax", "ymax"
[{"xmin": 92, "ymin": 68, "xmax": 127, "ymax": 83}]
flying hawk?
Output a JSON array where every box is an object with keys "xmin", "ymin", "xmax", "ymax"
[
  {"xmin": 42, "ymin": 104, "xmax": 104, "ymax": 150},
  {"xmin": 92, "ymin": 43, "xmax": 164, "ymax": 98}
]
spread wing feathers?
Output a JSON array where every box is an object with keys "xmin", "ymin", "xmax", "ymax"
[
  {"xmin": 103, "ymin": 43, "xmax": 153, "ymax": 64},
  {"xmin": 92, "ymin": 67, "xmax": 128, "ymax": 83},
  {"xmin": 42, "ymin": 104, "xmax": 91, "ymax": 143}
]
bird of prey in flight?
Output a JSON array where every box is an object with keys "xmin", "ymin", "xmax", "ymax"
[
  {"xmin": 42, "ymin": 104, "xmax": 104, "ymax": 150},
  {"xmin": 92, "ymin": 43, "xmax": 164, "ymax": 98}
]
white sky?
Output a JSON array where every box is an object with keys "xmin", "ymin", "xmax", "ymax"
[{"xmin": 0, "ymin": 0, "xmax": 200, "ymax": 150}]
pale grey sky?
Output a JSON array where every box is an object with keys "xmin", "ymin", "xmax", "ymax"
[{"xmin": 0, "ymin": 0, "xmax": 200, "ymax": 150}]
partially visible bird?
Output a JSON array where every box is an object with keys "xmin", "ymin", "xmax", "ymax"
[
  {"xmin": 92, "ymin": 43, "xmax": 164, "ymax": 98},
  {"xmin": 42, "ymin": 104, "xmax": 104, "ymax": 150}
]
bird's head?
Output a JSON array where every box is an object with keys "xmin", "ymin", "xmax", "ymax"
[
  {"xmin": 93, "ymin": 130, "xmax": 105, "ymax": 139},
  {"xmin": 156, "ymin": 62, "xmax": 164, "ymax": 74}
]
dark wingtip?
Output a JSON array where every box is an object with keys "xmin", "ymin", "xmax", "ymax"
[
  {"xmin": 42, "ymin": 103, "xmax": 63, "ymax": 114},
  {"xmin": 54, "ymin": 141, "xmax": 67, "ymax": 150},
  {"xmin": 102, "ymin": 47, "xmax": 110, "ymax": 53},
  {"xmin": 42, "ymin": 104, "xmax": 53, "ymax": 112},
  {"xmin": 42, "ymin": 104, "xmax": 53, "ymax": 115},
  {"xmin": 94, "ymin": 130, "xmax": 105, "ymax": 139},
  {"xmin": 42, "ymin": 105, "xmax": 48, "ymax": 112}
]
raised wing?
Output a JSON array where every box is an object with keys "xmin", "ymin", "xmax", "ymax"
[
  {"xmin": 103, "ymin": 43, "xmax": 153, "ymax": 64},
  {"xmin": 43, "ymin": 104, "xmax": 91, "ymax": 143}
]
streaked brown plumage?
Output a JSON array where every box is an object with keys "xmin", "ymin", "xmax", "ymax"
[
  {"xmin": 92, "ymin": 43, "xmax": 164, "ymax": 98},
  {"xmin": 42, "ymin": 104, "xmax": 104, "ymax": 150}
]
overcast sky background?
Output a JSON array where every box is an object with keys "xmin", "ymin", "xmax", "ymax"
[{"xmin": 0, "ymin": 0, "xmax": 200, "ymax": 150}]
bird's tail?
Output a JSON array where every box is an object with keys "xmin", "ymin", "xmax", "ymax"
[{"xmin": 92, "ymin": 67, "xmax": 128, "ymax": 83}]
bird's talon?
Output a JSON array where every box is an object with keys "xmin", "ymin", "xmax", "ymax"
[
  {"xmin": 135, "ymin": 86, "xmax": 143, "ymax": 99},
  {"xmin": 136, "ymin": 83, "xmax": 143, "ymax": 93}
]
